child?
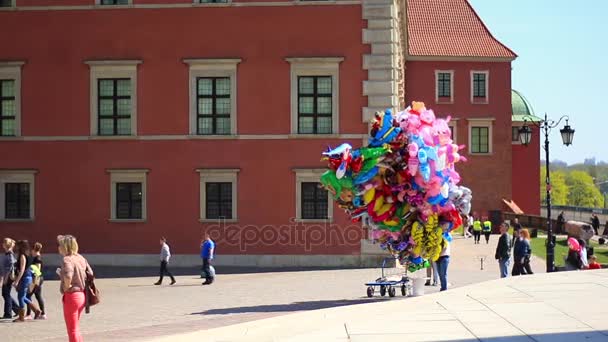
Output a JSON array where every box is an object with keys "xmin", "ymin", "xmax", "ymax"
[
  {"xmin": 588, "ymin": 255, "xmax": 601, "ymax": 270},
  {"xmin": 27, "ymin": 242, "xmax": 46, "ymax": 319}
]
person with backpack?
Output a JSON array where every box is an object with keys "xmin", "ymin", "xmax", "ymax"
[
  {"xmin": 12, "ymin": 240, "xmax": 42, "ymax": 322},
  {"xmin": 155, "ymin": 237, "xmax": 176, "ymax": 286},
  {"xmin": 26, "ymin": 242, "xmax": 46, "ymax": 319},
  {"xmin": 201, "ymin": 232, "xmax": 215, "ymax": 285},
  {"xmin": 1, "ymin": 238, "xmax": 19, "ymax": 319},
  {"xmin": 57, "ymin": 234, "xmax": 93, "ymax": 342}
]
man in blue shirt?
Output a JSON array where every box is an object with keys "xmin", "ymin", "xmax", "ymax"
[{"xmin": 201, "ymin": 232, "xmax": 215, "ymax": 285}]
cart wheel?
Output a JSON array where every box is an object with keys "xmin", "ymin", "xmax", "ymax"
[
  {"xmin": 366, "ymin": 286, "xmax": 374, "ymax": 298},
  {"xmin": 401, "ymin": 285, "xmax": 407, "ymax": 296},
  {"xmin": 380, "ymin": 285, "xmax": 386, "ymax": 296},
  {"xmin": 388, "ymin": 287, "xmax": 396, "ymax": 297}
]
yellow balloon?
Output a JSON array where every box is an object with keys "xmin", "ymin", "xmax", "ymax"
[{"xmin": 363, "ymin": 188, "xmax": 375, "ymax": 205}]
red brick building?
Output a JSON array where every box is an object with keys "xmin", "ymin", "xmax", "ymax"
[{"xmin": 0, "ymin": 0, "xmax": 538, "ymax": 267}]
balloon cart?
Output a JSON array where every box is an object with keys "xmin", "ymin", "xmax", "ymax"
[{"xmin": 365, "ymin": 257, "xmax": 413, "ymax": 298}]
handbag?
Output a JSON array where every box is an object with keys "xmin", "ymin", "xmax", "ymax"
[{"xmin": 84, "ymin": 263, "xmax": 100, "ymax": 314}]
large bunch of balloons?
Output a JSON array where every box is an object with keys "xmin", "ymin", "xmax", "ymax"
[{"xmin": 320, "ymin": 102, "xmax": 472, "ymax": 271}]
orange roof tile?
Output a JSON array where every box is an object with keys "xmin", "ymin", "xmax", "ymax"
[{"xmin": 406, "ymin": 0, "xmax": 517, "ymax": 59}]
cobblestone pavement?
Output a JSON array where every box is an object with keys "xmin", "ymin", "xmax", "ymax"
[{"xmin": 1, "ymin": 235, "xmax": 545, "ymax": 342}]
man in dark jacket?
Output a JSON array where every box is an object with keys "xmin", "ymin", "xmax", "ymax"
[{"xmin": 495, "ymin": 222, "xmax": 511, "ymax": 278}]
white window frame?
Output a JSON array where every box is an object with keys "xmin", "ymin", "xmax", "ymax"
[
  {"xmin": 448, "ymin": 119, "xmax": 458, "ymax": 144},
  {"xmin": 0, "ymin": 170, "xmax": 36, "ymax": 221},
  {"xmin": 192, "ymin": 0, "xmax": 232, "ymax": 5},
  {"xmin": 435, "ymin": 70, "xmax": 454, "ymax": 104},
  {"xmin": 0, "ymin": 62, "xmax": 24, "ymax": 137},
  {"xmin": 467, "ymin": 118, "xmax": 494, "ymax": 155},
  {"xmin": 511, "ymin": 125, "xmax": 522, "ymax": 145},
  {"xmin": 293, "ymin": 169, "xmax": 333, "ymax": 223},
  {"xmin": 0, "ymin": 0, "xmax": 15, "ymax": 8},
  {"xmin": 86, "ymin": 60, "xmax": 141, "ymax": 137},
  {"xmin": 286, "ymin": 57, "xmax": 343, "ymax": 135},
  {"xmin": 470, "ymin": 70, "xmax": 489, "ymax": 104},
  {"xmin": 198, "ymin": 169, "xmax": 239, "ymax": 222},
  {"xmin": 184, "ymin": 59, "xmax": 240, "ymax": 136},
  {"xmin": 108, "ymin": 169, "xmax": 148, "ymax": 222}
]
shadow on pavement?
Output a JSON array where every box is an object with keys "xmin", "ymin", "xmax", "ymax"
[
  {"xmin": 192, "ymin": 298, "xmax": 392, "ymax": 315},
  {"xmin": 42, "ymin": 265, "xmax": 369, "ymax": 280}
]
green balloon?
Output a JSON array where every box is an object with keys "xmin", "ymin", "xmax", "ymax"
[{"xmin": 320, "ymin": 171, "xmax": 353, "ymax": 199}]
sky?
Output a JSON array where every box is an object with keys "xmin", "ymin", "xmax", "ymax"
[{"xmin": 468, "ymin": 0, "xmax": 608, "ymax": 165}]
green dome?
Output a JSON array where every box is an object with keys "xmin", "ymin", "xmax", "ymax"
[{"xmin": 512, "ymin": 89, "xmax": 541, "ymax": 122}]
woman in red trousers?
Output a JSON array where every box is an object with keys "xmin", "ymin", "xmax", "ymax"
[{"xmin": 57, "ymin": 235, "xmax": 93, "ymax": 342}]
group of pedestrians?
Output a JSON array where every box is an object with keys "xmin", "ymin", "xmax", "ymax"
[
  {"xmin": 1, "ymin": 238, "xmax": 46, "ymax": 322},
  {"xmin": 154, "ymin": 232, "xmax": 216, "ymax": 286},
  {"xmin": 495, "ymin": 219, "xmax": 534, "ymax": 278},
  {"xmin": 2, "ymin": 235, "xmax": 93, "ymax": 342},
  {"xmin": 469, "ymin": 215, "xmax": 492, "ymax": 244}
]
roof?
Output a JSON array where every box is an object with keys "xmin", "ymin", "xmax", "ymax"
[
  {"xmin": 406, "ymin": 0, "xmax": 517, "ymax": 59},
  {"xmin": 511, "ymin": 89, "xmax": 542, "ymax": 122}
]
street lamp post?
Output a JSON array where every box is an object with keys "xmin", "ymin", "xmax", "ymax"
[{"xmin": 518, "ymin": 113, "xmax": 574, "ymax": 273}]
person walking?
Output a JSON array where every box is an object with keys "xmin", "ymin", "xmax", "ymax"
[
  {"xmin": 26, "ymin": 242, "xmax": 46, "ymax": 319},
  {"xmin": 435, "ymin": 238, "xmax": 451, "ymax": 291},
  {"xmin": 482, "ymin": 218, "xmax": 492, "ymax": 244},
  {"xmin": 465, "ymin": 214, "xmax": 473, "ymax": 238},
  {"xmin": 12, "ymin": 240, "xmax": 41, "ymax": 322},
  {"xmin": 591, "ymin": 214, "xmax": 600, "ymax": 236},
  {"xmin": 472, "ymin": 217, "xmax": 482, "ymax": 244},
  {"xmin": 519, "ymin": 229, "xmax": 533, "ymax": 274},
  {"xmin": 155, "ymin": 237, "xmax": 176, "ymax": 286},
  {"xmin": 578, "ymin": 239, "xmax": 589, "ymax": 269},
  {"xmin": 57, "ymin": 234, "xmax": 93, "ymax": 342},
  {"xmin": 512, "ymin": 229, "xmax": 532, "ymax": 276},
  {"xmin": 495, "ymin": 223, "xmax": 511, "ymax": 278},
  {"xmin": 1, "ymin": 238, "xmax": 19, "ymax": 319},
  {"xmin": 511, "ymin": 218, "xmax": 522, "ymax": 247},
  {"xmin": 557, "ymin": 211, "xmax": 565, "ymax": 234},
  {"xmin": 201, "ymin": 232, "xmax": 215, "ymax": 285}
]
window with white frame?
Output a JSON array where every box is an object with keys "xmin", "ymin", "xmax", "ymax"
[
  {"xmin": 512, "ymin": 126, "xmax": 521, "ymax": 143},
  {"xmin": 294, "ymin": 169, "xmax": 332, "ymax": 222},
  {"xmin": 198, "ymin": 169, "xmax": 238, "ymax": 222},
  {"xmin": 184, "ymin": 59, "xmax": 240, "ymax": 136},
  {"xmin": 468, "ymin": 119, "xmax": 494, "ymax": 154},
  {"xmin": 0, "ymin": 62, "xmax": 23, "ymax": 137},
  {"xmin": 471, "ymin": 71, "xmax": 488, "ymax": 103},
  {"xmin": 0, "ymin": 0, "xmax": 14, "ymax": 7},
  {"xmin": 0, "ymin": 170, "xmax": 36, "ymax": 221},
  {"xmin": 98, "ymin": 0, "xmax": 130, "ymax": 4},
  {"xmin": 109, "ymin": 169, "xmax": 147, "ymax": 221},
  {"xmin": 286, "ymin": 58, "xmax": 342, "ymax": 134},
  {"xmin": 86, "ymin": 60, "xmax": 140, "ymax": 137},
  {"xmin": 435, "ymin": 70, "xmax": 453, "ymax": 103}
]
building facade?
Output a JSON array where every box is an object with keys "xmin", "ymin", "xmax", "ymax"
[{"xmin": 0, "ymin": 0, "xmax": 538, "ymax": 267}]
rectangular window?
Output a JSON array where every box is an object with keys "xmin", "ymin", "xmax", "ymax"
[
  {"xmin": 473, "ymin": 73, "xmax": 486, "ymax": 98},
  {"xmin": 298, "ymin": 76, "xmax": 332, "ymax": 134},
  {"xmin": 198, "ymin": 0, "xmax": 228, "ymax": 2},
  {"xmin": 98, "ymin": 78, "xmax": 132, "ymax": 136},
  {"xmin": 115, "ymin": 182, "xmax": 142, "ymax": 219},
  {"xmin": 100, "ymin": 0, "xmax": 129, "ymax": 4},
  {"xmin": 5, "ymin": 183, "xmax": 30, "ymax": 219},
  {"xmin": 437, "ymin": 73, "xmax": 451, "ymax": 98},
  {"xmin": 512, "ymin": 126, "xmax": 520, "ymax": 143},
  {"xmin": 0, "ymin": 80, "xmax": 15, "ymax": 136},
  {"xmin": 196, "ymin": 77, "xmax": 231, "ymax": 135},
  {"xmin": 205, "ymin": 182, "xmax": 232, "ymax": 219},
  {"xmin": 471, "ymin": 126, "xmax": 489, "ymax": 153},
  {"xmin": 301, "ymin": 182, "xmax": 328, "ymax": 220},
  {"xmin": 0, "ymin": 0, "xmax": 12, "ymax": 7}
]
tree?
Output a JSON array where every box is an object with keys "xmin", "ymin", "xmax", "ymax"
[
  {"xmin": 565, "ymin": 170, "xmax": 604, "ymax": 208},
  {"xmin": 540, "ymin": 166, "xmax": 568, "ymax": 205}
]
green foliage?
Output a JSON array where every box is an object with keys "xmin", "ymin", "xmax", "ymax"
[
  {"xmin": 565, "ymin": 171, "xmax": 604, "ymax": 207},
  {"xmin": 540, "ymin": 166, "xmax": 568, "ymax": 205}
]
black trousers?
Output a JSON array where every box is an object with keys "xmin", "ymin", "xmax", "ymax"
[
  {"xmin": 473, "ymin": 231, "xmax": 481, "ymax": 243},
  {"xmin": 26, "ymin": 277, "xmax": 45, "ymax": 315},
  {"xmin": 2, "ymin": 280, "xmax": 19, "ymax": 317},
  {"xmin": 158, "ymin": 260, "xmax": 175, "ymax": 283},
  {"xmin": 483, "ymin": 231, "xmax": 491, "ymax": 243},
  {"xmin": 202, "ymin": 258, "xmax": 214, "ymax": 280}
]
